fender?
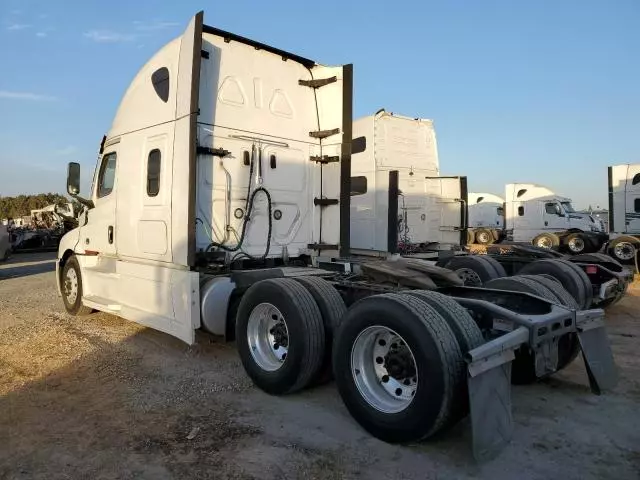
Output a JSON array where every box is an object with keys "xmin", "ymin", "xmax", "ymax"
[{"xmin": 56, "ymin": 227, "xmax": 81, "ymax": 296}]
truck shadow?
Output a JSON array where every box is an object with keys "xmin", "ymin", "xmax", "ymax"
[{"xmin": 0, "ymin": 253, "xmax": 56, "ymax": 280}]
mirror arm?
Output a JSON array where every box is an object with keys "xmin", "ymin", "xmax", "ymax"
[{"xmin": 72, "ymin": 194, "xmax": 95, "ymax": 210}]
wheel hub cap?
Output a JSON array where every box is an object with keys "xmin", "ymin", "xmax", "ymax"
[
  {"xmin": 614, "ymin": 242, "xmax": 635, "ymax": 261},
  {"xmin": 64, "ymin": 268, "xmax": 78, "ymax": 304},
  {"xmin": 569, "ymin": 237, "xmax": 585, "ymax": 252},
  {"xmin": 455, "ymin": 267, "xmax": 483, "ymax": 286},
  {"xmin": 351, "ymin": 326, "xmax": 418, "ymax": 414},
  {"xmin": 247, "ymin": 303, "xmax": 289, "ymax": 371}
]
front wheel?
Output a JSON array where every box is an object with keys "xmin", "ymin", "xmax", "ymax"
[{"xmin": 61, "ymin": 255, "xmax": 92, "ymax": 316}]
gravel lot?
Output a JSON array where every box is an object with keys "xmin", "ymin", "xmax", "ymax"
[{"xmin": 0, "ymin": 252, "xmax": 638, "ymax": 480}]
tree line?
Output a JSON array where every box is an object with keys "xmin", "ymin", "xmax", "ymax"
[{"xmin": 0, "ymin": 194, "xmax": 71, "ymax": 219}]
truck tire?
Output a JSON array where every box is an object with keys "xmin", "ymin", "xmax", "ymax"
[
  {"xmin": 517, "ymin": 259, "xmax": 590, "ymax": 309},
  {"xmin": 518, "ymin": 275, "xmax": 579, "ymax": 309},
  {"xmin": 474, "ymin": 228, "xmax": 494, "ymax": 245},
  {"xmin": 560, "ymin": 260, "xmax": 594, "ymax": 308},
  {"xmin": 443, "ymin": 256, "xmax": 502, "ymax": 286},
  {"xmin": 532, "ymin": 232, "xmax": 560, "ymax": 250},
  {"xmin": 484, "ymin": 276, "xmax": 559, "ymax": 384},
  {"xmin": 332, "ymin": 293, "xmax": 463, "ymax": 443},
  {"xmin": 293, "ymin": 276, "xmax": 347, "ymax": 384},
  {"xmin": 236, "ymin": 278, "xmax": 325, "ymax": 395},
  {"xmin": 401, "ymin": 290, "xmax": 483, "ymax": 424},
  {"xmin": 565, "ymin": 233, "xmax": 587, "ymax": 254},
  {"xmin": 607, "ymin": 236, "xmax": 640, "ymax": 264},
  {"xmin": 61, "ymin": 255, "xmax": 93, "ymax": 316},
  {"xmin": 479, "ymin": 255, "xmax": 508, "ymax": 278},
  {"xmin": 570, "ymin": 252, "xmax": 624, "ymax": 272},
  {"xmin": 518, "ymin": 275, "xmax": 581, "ymax": 370}
]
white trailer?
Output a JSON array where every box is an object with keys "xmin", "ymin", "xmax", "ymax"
[
  {"xmin": 606, "ymin": 163, "xmax": 640, "ymax": 263},
  {"xmin": 55, "ymin": 12, "xmax": 617, "ymax": 461}
]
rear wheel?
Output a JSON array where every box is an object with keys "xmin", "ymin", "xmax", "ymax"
[
  {"xmin": 607, "ymin": 236, "xmax": 639, "ymax": 264},
  {"xmin": 443, "ymin": 256, "xmax": 503, "ymax": 286},
  {"xmin": 333, "ymin": 293, "xmax": 463, "ymax": 442},
  {"xmin": 293, "ymin": 276, "xmax": 346, "ymax": 384},
  {"xmin": 236, "ymin": 278, "xmax": 325, "ymax": 395},
  {"xmin": 61, "ymin": 255, "xmax": 92, "ymax": 316},
  {"xmin": 518, "ymin": 259, "xmax": 591, "ymax": 309},
  {"xmin": 565, "ymin": 233, "xmax": 587, "ymax": 254},
  {"xmin": 474, "ymin": 228, "xmax": 494, "ymax": 245},
  {"xmin": 532, "ymin": 232, "xmax": 560, "ymax": 250},
  {"xmin": 483, "ymin": 276, "xmax": 574, "ymax": 384},
  {"xmin": 401, "ymin": 290, "xmax": 483, "ymax": 424}
]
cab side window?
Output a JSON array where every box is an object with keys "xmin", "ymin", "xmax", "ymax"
[
  {"xmin": 97, "ymin": 153, "xmax": 117, "ymax": 198},
  {"xmin": 545, "ymin": 203, "xmax": 558, "ymax": 215}
]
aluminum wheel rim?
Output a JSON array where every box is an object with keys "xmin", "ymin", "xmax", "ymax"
[
  {"xmin": 477, "ymin": 232, "xmax": 490, "ymax": 244},
  {"xmin": 536, "ymin": 237, "xmax": 552, "ymax": 249},
  {"xmin": 64, "ymin": 268, "xmax": 78, "ymax": 305},
  {"xmin": 568, "ymin": 237, "xmax": 585, "ymax": 253},
  {"xmin": 456, "ymin": 267, "xmax": 483, "ymax": 286},
  {"xmin": 247, "ymin": 303, "xmax": 289, "ymax": 372},
  {"xmin": 614, "ymin": 242, "xmax": 635, "ymax": 261},
  {"xmin": 351, "ymin": 326, "xmax": 418, "ymax": 414}
]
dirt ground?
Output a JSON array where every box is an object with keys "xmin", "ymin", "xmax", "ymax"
[{"xmin": 0, "ymin": 253, "xmax": 638, "ymax": 480}]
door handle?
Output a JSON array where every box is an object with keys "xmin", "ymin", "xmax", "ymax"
[
  {"xmin": 108, "ymin": 226, "xmax": 114, "ymax": 244},
  {"xmin": 544, "ymin": 221, "xmax": 548, "ymax": 226}
]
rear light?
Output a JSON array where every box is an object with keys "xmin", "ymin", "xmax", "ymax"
[{"xmin": 585, "ymin": 265, "xmax": 598, "ymax": 275}]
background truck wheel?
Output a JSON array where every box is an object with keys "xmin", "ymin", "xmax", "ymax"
[
  {"xmin": 474, "ymin": 228, "xmax": 494, "ymax": 245},
  {"xmin": 332, "ymin": 293, "xmax": 463, "ymax": 443},
  {"xmin": 236, "ymin": 278, "xmax": 325, "ymax": 395},
  {"xmin": 61, "ymin": 255, "xmax": 93, "ymax": 316},
  {"xmin": 293, "ymin": 276, "xmax": 346, "ymax": 385},
  {"xmin": 565, "ymin": 232, "xmax": 587, "ymax": 254},
  {"xmin": 517, "ymin": 259, "xmax": 591, "ymax": 309},
  {"xmin": 607, "ymin": 236, "xmax": 640, "ymax": 264},
  {"xmin": 443, "ymin": 256, "xmax": 504, "ymax": 286},
  {"xmin": 532, "ymin": 232, "xmax": 560, "ymax": 250},
  {"xmin": 401, "ymin": 290, "xmax": 483, "ymax": 424}
]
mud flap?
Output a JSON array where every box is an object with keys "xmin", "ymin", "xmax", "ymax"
[
  {"xmin": 466, "ymin": 327, "xmax": 528, "ymax": 461},
  {"xmin": 576, "ymin": 310, "xmax": 619, "ymax": 394}
]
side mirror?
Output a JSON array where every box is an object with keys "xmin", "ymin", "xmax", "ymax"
[{"xmin": 67, "ymin": 162, "xmax": 81, "ymax": 196}]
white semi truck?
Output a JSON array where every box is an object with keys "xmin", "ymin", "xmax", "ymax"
[
  {"xmin": 56, "ymin": 12, "xmax": 618, "ymax": 461},
  {"xmin": 350, "ymin": 110, "xmax": 466, "ymax": 255},
  {"xmin": 606, "ymin": 163, "xmax": 640, "ymax": 263},
  {"xmin": 467, "ymin": 184, "xmax": 607, "ymax": 254}
]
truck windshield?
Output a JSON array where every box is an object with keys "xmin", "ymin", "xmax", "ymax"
[{"xmin": 561, "ymin": 201, "xmax": 575, "ymax": 213}]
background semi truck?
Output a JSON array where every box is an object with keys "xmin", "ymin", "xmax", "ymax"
[
  {"xmin": 55, "ymin": 12, "xmax": 618, "ymax": 461},
  {"xmin": 607, "ymin": 163, "xmax": 640, "ymax": 263},
  {"xmin": 347, "ymin": 112, "xmax": 629, "ymax": 307},
  {"xmin": 350, "ymin": 110, "xmax": 466, "ymax": 255},
  {"xmin": 468, "ymin": 183, "xmax": 607, "ymax": 254}
]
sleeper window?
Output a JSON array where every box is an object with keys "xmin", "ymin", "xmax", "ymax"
[
  {"xmin": 351, "ymin": 176, "xmax": 367, "ymax": 196},
  {"xmin": 147, "ymin": 149, "xmax": 161, "ymax": 197}
]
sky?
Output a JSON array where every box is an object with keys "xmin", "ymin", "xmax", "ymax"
[{"xmin": 0, "ymin": 0, "xmax": 638, "ymax": 209}]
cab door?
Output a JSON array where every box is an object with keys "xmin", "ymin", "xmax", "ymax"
[{"xmin": 80, "ymin": 150, "xmax": 118, "ymax": 256}]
